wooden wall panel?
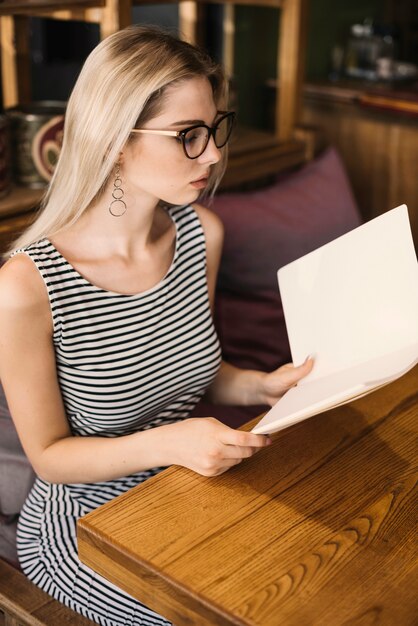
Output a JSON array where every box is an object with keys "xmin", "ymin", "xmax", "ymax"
[{"xmin": 302, "ymin": 96, "xmax": 418, "ymax": 249}]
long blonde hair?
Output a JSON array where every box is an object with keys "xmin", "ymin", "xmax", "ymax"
[{"xmin": 8, "ymin": 25, "xmax": 228, "ymax": 255}]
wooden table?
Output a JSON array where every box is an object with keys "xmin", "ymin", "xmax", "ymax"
[{"xmin": 78, "ymin": 366, "xmax": 418, "ymax": 626}]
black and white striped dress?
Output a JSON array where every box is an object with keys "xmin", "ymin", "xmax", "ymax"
[{"xmin": 14, "ymin": 204, "xmax": 222, "ymax": 626}]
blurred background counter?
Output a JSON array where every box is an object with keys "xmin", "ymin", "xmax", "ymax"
[{"xmin": 301, "ymin": 79, "xmax": 418, "ymax": 248}]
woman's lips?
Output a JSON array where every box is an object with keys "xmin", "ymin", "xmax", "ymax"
[{"xmin": 190, "ymin": 176, "xmax": 209, "ymax": 189}]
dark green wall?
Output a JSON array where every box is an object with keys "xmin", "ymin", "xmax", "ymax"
[
  {"xmin": 306, "ymin": 0, "xmax": 385, "ymax": 79},
  {"xmin": 234, "ymin": 0, "xmax": 385, "ymax": 128},
  {"xmin": 233, "ymin": 6, "xmax": 278, "ymax": 128}
]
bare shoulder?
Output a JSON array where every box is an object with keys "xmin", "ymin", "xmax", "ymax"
[
  {"xmin": 0, "ymin": 253, "xmax": 50, "ymax": 319},
  {"xmin": 192, "ymin": 203, "xmax": 224, "ymax": 249},
  {"xmin": 192, "ymin": 204, "xmax": 224, "ymax": 303}
]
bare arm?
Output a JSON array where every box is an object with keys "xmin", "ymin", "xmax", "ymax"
[
  {"xmin": 192, "ymin": 202, "xmax": 224, "ymax": 311},
  {"xmin": 206, "ymin": 359, "xmax": 313, "ymax": 406},
  {"xmin": 0, "ymin": 254, "xmax": 269, "ymax": 484}
]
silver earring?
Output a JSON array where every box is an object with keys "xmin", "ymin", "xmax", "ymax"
[{"xmin": 109, "ymin": 161, "xmax": 127, "ymax": 217}]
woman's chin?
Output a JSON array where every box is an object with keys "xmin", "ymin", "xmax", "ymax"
[{"xmin": 161, "ymin": 189, "xmax": 201, "ymax": 206}]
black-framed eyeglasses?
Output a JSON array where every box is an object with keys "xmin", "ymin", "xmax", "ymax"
[{"xmin": 131, "ymin": 110, "xmax": 235, "ymax": 159}]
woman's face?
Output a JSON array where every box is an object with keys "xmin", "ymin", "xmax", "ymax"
[{"xmin": 122, "ymin": 76, "xmax": 222, "ymax": 207}]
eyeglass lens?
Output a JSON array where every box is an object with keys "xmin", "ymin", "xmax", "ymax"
[{"xmin": 183, "ymin": 114, "xmax": 233, "ymax": 158}]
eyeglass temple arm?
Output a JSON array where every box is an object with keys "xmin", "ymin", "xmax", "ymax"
[
  {"xmin": 131, "ymin": 129, "xmax": 179, "ymax": 137},
  {"xmin": 132, "ymin": 112, "xmax": 234, "ymax": 136}
]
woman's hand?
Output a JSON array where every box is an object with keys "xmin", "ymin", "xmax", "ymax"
[
  {"xmin": 161, "ymin": 418, "xmax": 271, "ymax": 477},
  {"xmin": 257, "ymin": 357, "xmax": 314, "ymax": 406}
]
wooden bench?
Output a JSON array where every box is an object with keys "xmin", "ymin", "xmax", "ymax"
[{"xmin": 0, "ymin": 558, "xmax": 94, "ymax": 626}]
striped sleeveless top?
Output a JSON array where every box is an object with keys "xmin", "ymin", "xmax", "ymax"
[{"xmin": 17, "ymin": 204, "xmax": 221, "ymax": 440}]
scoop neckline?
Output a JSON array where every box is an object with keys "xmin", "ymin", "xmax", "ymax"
[{"xmin": 44, "ymin": 207, "xmax": 180, "ymax": 298}]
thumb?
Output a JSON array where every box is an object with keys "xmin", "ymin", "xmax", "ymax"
[
  {"xmin": 282, "ymin": 356, "xmax": 314, "ymax": 385},
  {"xmin": 295, "ymin": 355, "xmax": 314, "ymax": 376}
]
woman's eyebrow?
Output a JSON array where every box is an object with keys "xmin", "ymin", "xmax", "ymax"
[
  {"xmin": 169, "ymin": 119, "xmax": 204, "ymax": 127},
  {"xmin": 169, "ymin": 112, "xmax": 220, "ymax": 127}
]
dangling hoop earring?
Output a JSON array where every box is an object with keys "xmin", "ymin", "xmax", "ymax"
[{"xmin": 109, "ymin": 161, "xmax": 127, "ymax": 217}]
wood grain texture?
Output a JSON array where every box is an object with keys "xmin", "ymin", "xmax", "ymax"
[
  {"xmin": 168, "ymin": 0, "xmax": 284, "ymax": 7},
  {"xmin": 0, "ymin": 1, "xmax": 103, "ymax": 15},
  {"xmin": 0, "ymin": 188, "xmax": 43, "ymax": 219},
  {"xmin": 222, "ymin": 135, "xmax": 306, "ymax": 188},
  {"xmin": 278, "ymin": 0, "xmax": 307, "ymax": 140},
  {"xmin": 99, "ymin": 0, "xmax": 131, "ymax": 39},
  {"xmin": 78, "ymin": 366, "xmax": 418, "ymax": 626},
  {"xmin": 302, "ymin": 88, "xmax": 418, "ymax": 251},
  {"xmin": 0, "ymin": 558, "xmax": 94, "ymax": 625},
  {"xmin": 0, "ymin": 214, "xmax": 36, "ymax": 253}
]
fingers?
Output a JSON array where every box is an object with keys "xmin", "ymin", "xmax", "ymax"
[
  {"xmin": 178, "ymin": 418, "xmax": 272, "ymax": 477},
  {"xmin": 222, "ymin": 445, "xmax": 260, "ymax": 460},
  {"xmin": 219, "ymin": 427, "xmax": 271, "ymax": 449},
  {"xmin": 207, "ymin": 425, "xmax": 271, "ymax": 473}
]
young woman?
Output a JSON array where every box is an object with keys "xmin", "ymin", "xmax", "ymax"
[{"xmin": 0, "ymin": 25, "xmax": 312, "ymax": 625}]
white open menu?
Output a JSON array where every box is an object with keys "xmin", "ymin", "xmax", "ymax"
[{"xmin": 252, "ymin": 205, "xmax": 418, "ymax": 435}]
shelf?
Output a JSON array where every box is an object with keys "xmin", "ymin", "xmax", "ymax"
[
  {"xmin": 0, "ymin": 186, "xmax": 44, "ymax": 220},
  {"xmin": 0, "ymin": 211, "xmax": 37, "ymax": 252},
  {"xmin": 0, "ymin": 0, "xmax": 284, "ymax": 12},
  {"xmin": 0, "ymin": 1, "xmax": 103, "ymax": 16},
  {"xmin": 201, "ymin": 0, "xmax": 283, "ymax": 5},
  {"xmin": 0, "ymin": 186, "xmax": 43, "ymax": 252},
  {"xmin": 222, "ymin": 127, "xmax": 306, "ymax": 188},
  {"xmin": 303, "ymin": 81, "xmax": 418, "ymax": 121}
]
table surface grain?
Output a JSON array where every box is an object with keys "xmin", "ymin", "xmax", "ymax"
[{"xmin": 78, "ymin": 366, "xmax": 418, "ymax": 626}]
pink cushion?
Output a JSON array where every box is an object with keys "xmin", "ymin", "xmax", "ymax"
[{"xmin": 208, "ymin": 146, "xmax": 362, "ymax": 372}]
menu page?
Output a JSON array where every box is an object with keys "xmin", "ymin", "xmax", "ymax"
[{"xmin": 253, "ymin": 205, "xmax": 418, "ymax": 435}]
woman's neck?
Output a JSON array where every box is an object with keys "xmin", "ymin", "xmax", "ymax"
[{"xmin": 61, "ymin": 191, "xmax": 167, "ymax": 260}]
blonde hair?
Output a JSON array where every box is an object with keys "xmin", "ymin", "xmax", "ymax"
[{"xmin": 8, "ymin": 25, "xmax": 228, "ymax": 255}]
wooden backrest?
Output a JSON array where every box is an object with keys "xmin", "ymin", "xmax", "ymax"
[{"xmin": 0, "ymin": 557, "xmax": 94, "ymax": 625}]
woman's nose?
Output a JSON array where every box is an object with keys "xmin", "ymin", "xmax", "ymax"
[{"xmin": 198, "ymin": 135, "xmax": 222, "ymax": 165}]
